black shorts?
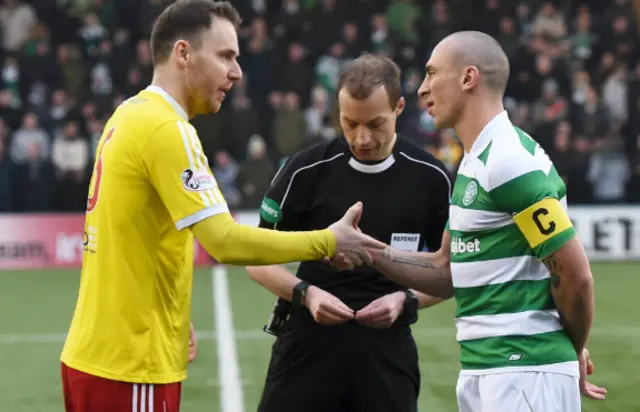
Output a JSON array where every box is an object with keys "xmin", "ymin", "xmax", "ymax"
[{"xmin": 256, "ymin": 314, "xmax": 420, "ymax": 412}]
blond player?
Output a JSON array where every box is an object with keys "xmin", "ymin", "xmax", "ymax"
[{"xmin": 59, "ymin": 1, "xmax": 383, "ymax": 411}]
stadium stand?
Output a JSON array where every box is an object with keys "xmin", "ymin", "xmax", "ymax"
[{"xmin": 0, "ymin": 0, "xmax": 639, "ymax": 212}]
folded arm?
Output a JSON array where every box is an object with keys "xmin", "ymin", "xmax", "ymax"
[
  {"xmin": 371, "ymin": 231, "xmax": 453, "ymax": 299},
  {"xmin": 541, "ymin": 236, "xmax": 594, "ymax": 353},
  {"xmin": 192, "ymin": 212, "xmax": 335, "ymax": 265}
]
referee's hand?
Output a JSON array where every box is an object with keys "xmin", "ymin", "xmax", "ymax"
[
  {"xmin": 304, "ymin": 285, "xmax": 354, "ymax": 325},
  {"xmin": 328, "ymin": 202, "xmax": 386, "ymax": 267}
]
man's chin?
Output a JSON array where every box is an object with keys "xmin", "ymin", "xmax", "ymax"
[
  {"xmin": 205, "ymin": 101, "xmax": 222, "ymax": 115},
  {"xmin": 433, "ymin": 116, "xmax": 452, "ymax": 130}
]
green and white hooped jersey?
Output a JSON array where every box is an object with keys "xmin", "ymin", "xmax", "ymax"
[{"xmin": 448, "ymin": 111, "xmax": 579, "ymax": 377}]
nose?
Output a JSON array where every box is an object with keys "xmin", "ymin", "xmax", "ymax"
[
  {"xmin": 417, "ymin": 77, "xmax": 429, "ymax": 99},
  {"xmin": 355, "ymin": 126, "xmax": 372, "ymax": 146},
  {"xmin": 229, "ymin": 61, "xmax": 243, "ymax": 82}
]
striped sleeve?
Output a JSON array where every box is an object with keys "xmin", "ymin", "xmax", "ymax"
[{"xmin": 143, "ymin": 120, "xmax": 228, "ymax": 230}]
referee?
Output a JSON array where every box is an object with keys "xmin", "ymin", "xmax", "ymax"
[{"xmin": 246, "ymin": 54, "xmax": 452, "ymax": 412}]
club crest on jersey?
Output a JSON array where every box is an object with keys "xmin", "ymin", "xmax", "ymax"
[
  {"xmin": 181, "ymin": 168, "xmax": 217, "ymax": 192},
  {"xmin": 462, "ymin": 180, "xmax": 479, "ymax": 206}
]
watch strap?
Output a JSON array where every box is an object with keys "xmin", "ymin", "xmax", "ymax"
[{"xmin": 292, "ymin": 281, "xmax": 310, "ymax": 307}]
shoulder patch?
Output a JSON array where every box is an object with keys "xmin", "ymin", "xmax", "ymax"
[
  {"xmin": 260, "ymin": 197, "xmax": 282, "ymax": 224},
  {"xmin": 181, "ymin": 168, "xmax": 217, "ymax": 192}
]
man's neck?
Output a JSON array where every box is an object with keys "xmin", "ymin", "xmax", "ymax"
[
  {"xmin": 150, "ymin": 68, "xmax": 191, "ymax": 119},
  {"xmin": 454, "ymin": 97, "xmax": 504, "ymax": 153}
]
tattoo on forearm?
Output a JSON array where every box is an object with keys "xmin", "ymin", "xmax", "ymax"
[
  {"xmin": 382, "ymin": 249, "xmax": 436, "ymax": 269},
  {"xmin": 543, "ymin": 255, "xmax": 562, "ymax": 289}
]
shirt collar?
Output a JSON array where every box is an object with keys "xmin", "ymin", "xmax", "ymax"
[
  {"xmin": 468, "ymin": 110, "xmax": 510, "ymax": 158},
  {"xmin": 144, "ymin": 85, "xmax": 189, "ymax": 121}
]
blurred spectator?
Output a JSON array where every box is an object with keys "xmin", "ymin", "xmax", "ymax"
[
  {"xmin": 386, "ymin": 0, "xmax": 421, "ymax": 44},
  {"xmin": 602, "ymin": 65, "xmax": 629, "ymax": 126},
  {"xmin": 610, "ymin": 15, "xmax": 636, "ymax": 64},
  {"xmin": 279, "ymin": 42, "xmax": 314, "ymax": 107},
  {"xmin": 571, "ymin": 6, "xmax": 597, "ymax": 63},
  {"xmin": 424, "ymin": 1, "xmax": 453, "ymax": 51},
  {"xmin": 12, "ymin": 131, "xmax": 54, "ymax": 212},
  {"xmin": 548, "ymin": 121, "xmax": 575, "ymax": 185},
  {"xmin": 531, "ymin": 2, "xmax": 569, "ymax": 57},
  {"xmin": 272, "ymin": 91, "xmax": 307, "ymax": 158},
  {"xmin": 212, "ymin": 151, "xmax": 241, "ymax": 207},
  {"xmin": 236, "ymin": 135, "xmax": 276, "ymax": 208},
  {"xmin": 1, "ymin": 56, "xmax": 22, "ymax": 108},
  {"xmin": 370, "ymin": 14, "xmax": 391, "ymax": 56},
  {"xmin": 497, "ymin": 16, "xmax": 521, "ymax": 60},
  {"xmin": 79, "ymin": 13, "xmax": 108, "ymax": 58},
  {"xmin": 222, "ymin": 93, "xmax": 261, "ymax": 162},
  {"xmin": 341, "ymin": 22, "xmax": 362, "ymax": 59},
  {"xmin": 573, "ymin": 86, "xmax": 610, "ymax": 142},
  {"xmin": 49, "ymin": 89, "xmax": 76, "ymax": 133},
  {"xmin": 315, "ymin": 41, "xmax": 347, "ymax": 102},
  {"xmin": 0, "ymin": 0, "xmax": 37, "ymax": 53},
  {"xmin": 304, "ymin": 85, "xmax": 330, "ymax": 139},
  {"xmin": 57, "ymin": 44, "xmax": 89, "ymax": 103},
  {"xmin": 588, "ymin": 134, "xmax": 631, "ymax": 203},
  {"xmin": 52, "ymin": 120, "xmax": 89, "ymax": 211},
  {"xmin": 9, "ymin": 113, "xmax": 49, "ymax": 166}
]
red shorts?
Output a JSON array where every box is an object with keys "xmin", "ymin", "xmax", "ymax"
[{"xmin": 61, "ymin": 362, "xmax": 182, "ymax": 412}]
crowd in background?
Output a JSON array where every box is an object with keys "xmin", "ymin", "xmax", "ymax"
[{"xmin": 0, "ymin": 0, "xmax": 639, "ymax": 212}]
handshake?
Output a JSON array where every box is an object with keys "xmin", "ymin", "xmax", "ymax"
[{"xmin": 321, "ymin": 201, "xmax": 388, "ymax": 271}]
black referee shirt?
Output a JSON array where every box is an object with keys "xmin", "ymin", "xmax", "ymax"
[{"xmin": 259, "ymin": 135, "xmax": 452, "ymax": 319}]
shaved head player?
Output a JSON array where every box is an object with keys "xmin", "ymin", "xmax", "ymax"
[
  {"xmin": 59, "ymin": 1, "xmax": 384, "ymax": 411},
  {"xmin": 364, "ymin": 31, "xmax": 608, "ymax": 411}
]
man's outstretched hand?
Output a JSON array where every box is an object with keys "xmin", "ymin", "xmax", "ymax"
[{"xmin": 327, "ymin": 202, "xmax": 386, "ymax": 268}]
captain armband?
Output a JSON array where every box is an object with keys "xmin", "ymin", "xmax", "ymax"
[{"xmin": 512, "ymin": 198, "xmax": 574, "ymax": 249}]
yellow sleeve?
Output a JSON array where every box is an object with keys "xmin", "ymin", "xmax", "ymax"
[
  {"xmin": 512, "ymin": 198, "xmax": 576, "ymax": 259},
  {"xmin": 191, "ymin": 212, "xmax": 337, "ymax": 265},
  {"xmin": 142, "ymin": 120, "xmax": 228, "ymax": 230}
]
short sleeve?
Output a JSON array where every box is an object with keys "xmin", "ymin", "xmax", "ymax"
[
  {"xmin": 258, "ymin": 154, "xmax": 307, "ymax": 231},
  {"xmin": 490, "ymin": 160, "xmax": 576, "ymax": 259},
  {"xmin": 143, "ymin": 120, "xmax": 228, "ymax": 230}
]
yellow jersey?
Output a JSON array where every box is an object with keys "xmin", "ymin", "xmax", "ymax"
[{"xmin": 61, "ymin": 86, "xmax": 227, "ymax": 384}]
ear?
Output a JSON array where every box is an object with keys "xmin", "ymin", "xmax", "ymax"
[
  {"xmin": 461, "ymin": 66, "xmax": 480, "ymax": 91},
  {"xmin": 395, "ymin": 96, "xmax": 405, "ymax": 116},
  {"xmin": 173, "ymin": 40, "xmax": 190, "ymax": 68}
]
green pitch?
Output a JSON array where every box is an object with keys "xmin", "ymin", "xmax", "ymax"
[{"xmin": 0, "ymin": 262, "xmax": 638, "ymax": 411}]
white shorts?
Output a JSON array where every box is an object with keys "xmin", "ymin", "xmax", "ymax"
[{"xmin": 456, "ymin": 371, "xmax": 580, "ymax": 412}]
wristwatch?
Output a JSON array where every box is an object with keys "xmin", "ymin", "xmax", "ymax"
[
  {"xmin": 403, "ymin": 289, "xmax": 419, "ymax": 313},
  {"xmin": 292, "ymin": 281, "xmax": 310, "ymax": 308}
]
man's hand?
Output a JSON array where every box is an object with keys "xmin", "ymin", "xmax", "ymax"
[
  {"xmin": 328, "ymin": 202, "xmax": 386, "ymax": 267},
  {"xmin": 304, "ymin": 285, "xmax": 354, "ymax": 325},
  {"xmin": 321, "ymin": 252, "xmax": 354, "ymax": 271},
  {"xmin": 188, "ymin": 322, "xmax": 197, "ymax": 363},
  {"xmin": 355, "ymin": 291, "xmax": 404, "ymax": 328},
  {"xmin": 580, "ymin": 348, "xmax": 606, "ymax": 400}
]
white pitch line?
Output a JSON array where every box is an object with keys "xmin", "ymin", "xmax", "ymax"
[
  {"xmin": 2, "ymin": 326, "xmax": 640, "ymax": 344},
  {"xmin": 213, "ymin": 266, "xmax": 244, "ymax": 412}
]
